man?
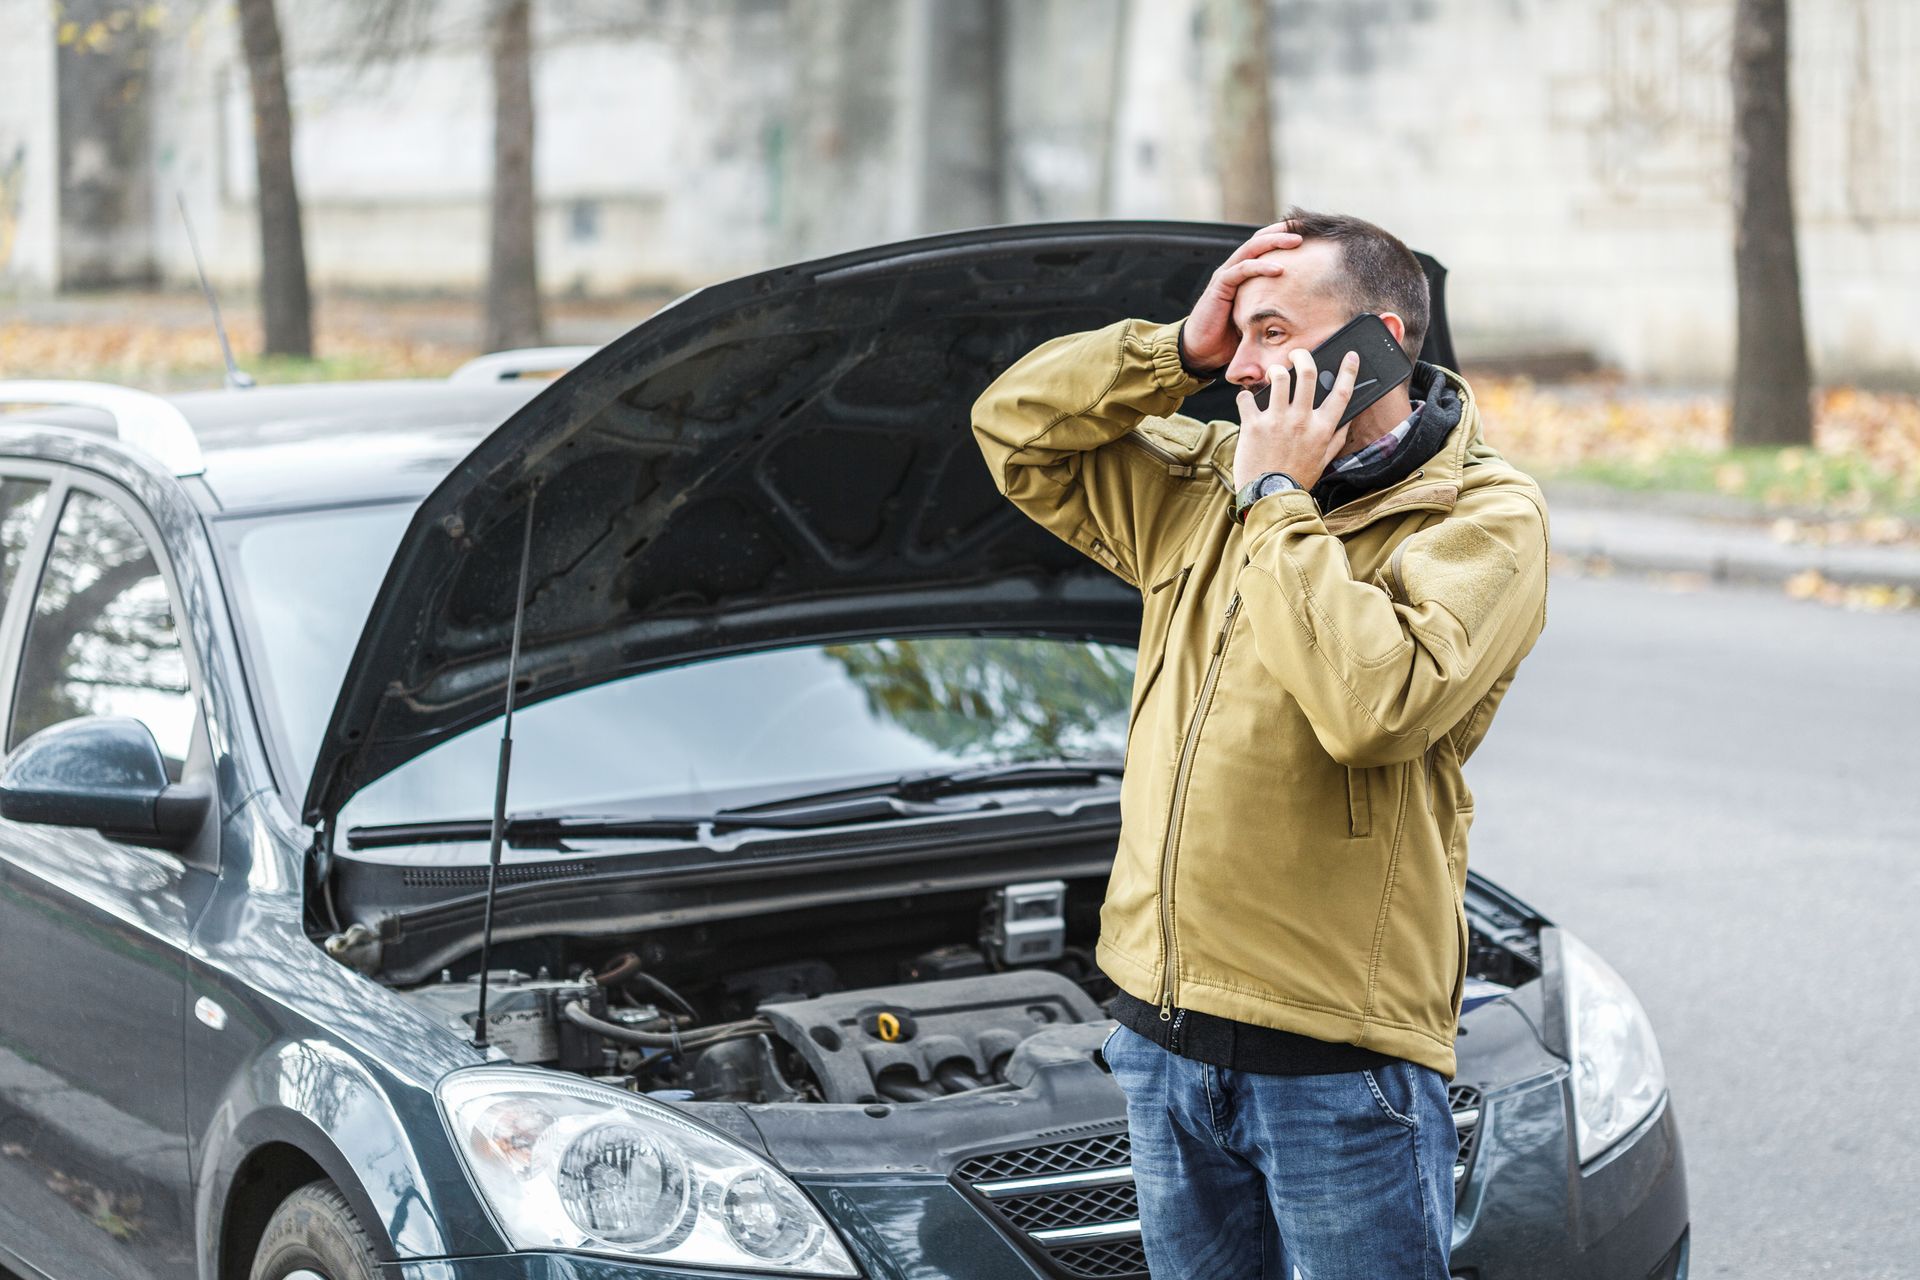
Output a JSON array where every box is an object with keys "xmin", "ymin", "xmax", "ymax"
[{"xmin": 970, "ymin": 210, "xmax": 1549, "ymax": 1279}]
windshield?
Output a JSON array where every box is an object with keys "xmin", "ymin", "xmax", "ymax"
[{"xmin": 219, "ymin": 505, "xmax": 1137, "ymax": 835}]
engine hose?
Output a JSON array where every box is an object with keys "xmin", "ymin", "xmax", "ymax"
[
  {"xmin": 562, "ymin": 1001, "xmax": 771, "ymax": 1049},
  {"xmin": 593, "ymin": 953, "xmax": 642, "ymax": 988},
  {"xmin": 875, "ymin": 1076, "xmax": 938, "ymax": 1103},
  {"xmin": 934, "ymin": 1061, "xmax": 985, "ymax": 1094},
  {"xmin": 634, "ymin": 971, "xmax": 702, "ymax": 1022}
]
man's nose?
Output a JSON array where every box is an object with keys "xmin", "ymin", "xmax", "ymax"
[{"xmin": 1225, "ymin": 341, "xmax": 1268, "ymax": 389}]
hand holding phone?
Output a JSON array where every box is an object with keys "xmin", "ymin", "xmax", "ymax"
[
  {"xmin": 1232, "ymin": 314, "xmax": 1416, "ymax": 492},
  {"xmin": 1250, "ymin": 313, "xmax": 1413, "ymax": 423}
]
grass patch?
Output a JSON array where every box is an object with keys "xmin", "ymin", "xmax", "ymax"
[
  {"xmin": 1539, "ymin": 446, "xmax": 1920, "ymax": 519},
  {"xmin": 1476, "ymin": 377, "xmax": 1920, "ymax": 521}
]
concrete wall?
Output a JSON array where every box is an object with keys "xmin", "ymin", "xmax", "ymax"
[
  {"xmin": 1094, "ymin": 0, "xmax": 1920, "ymax": 385},
  {"xmin": 14, "ymin": 0, "xmax": 1920, "ymax": 382},
  {"xmin": 0, "ymin": 0, "xmax": 60, "ymax": 292},
  {"xmin": 147, "ymin": 0, "xmax": 798, "ymax": 295}
]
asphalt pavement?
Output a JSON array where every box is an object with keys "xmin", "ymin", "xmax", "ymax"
[{"xmin": 1467, "ymin": 569, "xmax": 1920, "ymax": 1278}]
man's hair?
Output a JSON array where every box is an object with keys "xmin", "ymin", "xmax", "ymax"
[{"xmin": 1283, "ymin": 206, "xmax": 1430, "ymax": 359}]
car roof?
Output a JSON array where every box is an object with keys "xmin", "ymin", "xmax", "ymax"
[{"xmin": 0, "ymin": 381, "xmax": 543, "ymax": 513}]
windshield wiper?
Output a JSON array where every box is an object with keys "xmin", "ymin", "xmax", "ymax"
[
  {"xmin": 344, "ymin": 758, "xmax": 1124, "ymax": 849},
  {"xmin": 345, "ymin": 813, "xmax": 710, "ymax": 850},
  {"xmin": 716, "ymin": 758, "xmax": 1126, "ymax": 815}
]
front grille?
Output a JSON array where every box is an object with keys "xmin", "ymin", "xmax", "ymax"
[
  {"xmin": 1048, "ymin": 1240, "xmax": 1152, "ymax": 1280},
  {"xmin": 954, "ymin": 1092, "xmax": 1487, "ymax": 1277},
  {"xmin": 1450, "ymin": 1084, "xmax": 1485, "ymax": 1197},
  {"xmin": 997, "ymin": 1181, "xmax": 1139, "ymax": 1234},
  {"xmin": 955, "ymin": 1130, "xmax": 1130, "ymax": 1184},
  {"xmin": 953, "ymin": 1130, "xmax": 1145, "ymax": 1279}
]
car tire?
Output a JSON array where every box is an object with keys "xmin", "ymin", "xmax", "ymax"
[{"xmin": 249, "ymin": 1180, "xmax": 380, "ymax": 1280}]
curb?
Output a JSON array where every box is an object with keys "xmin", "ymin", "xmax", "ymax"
[{"xmin": 1547, "ymin": 506, "xmax": 1920, "ymax": 592}]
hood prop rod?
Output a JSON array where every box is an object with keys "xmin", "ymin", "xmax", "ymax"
[{"xmin": 473, "ymin": 486, "xmax": 539, "ymax": 1052}]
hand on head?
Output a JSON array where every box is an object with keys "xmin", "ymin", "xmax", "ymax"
[
  {"xmin": 1177, "ymin": 222, "xmax": 1303, "ymax": 372},
  {"xmin": 1186, "ymin": 220, "xmax": 1411, "ymax": 492}
]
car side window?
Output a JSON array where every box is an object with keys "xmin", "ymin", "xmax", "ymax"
[
  {"xmin": 8, "ymin": 489, "xmax": 195, "ymax": 780},
  {"xmin": 0, "ymin": 478, "xmax": 50, "ymax": 611}
]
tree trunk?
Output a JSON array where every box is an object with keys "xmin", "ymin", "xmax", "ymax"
[
  {"xmin": 235, "ymin": 0, "xmax": 313, "ymax": 358},
  {"xmin": 1731, "ymin": 0, "xmax": 1811, "ymax": 447},
  {"xmin": 1206, "ymin": 0, "xmax": 1277, "ymax": 225},
  {"xmin": 485, "ymin": 0, "xmax": 543, "ymax": 352},
  {"xmin": 917, "ymin": 0, "xmax": 1006, "ymax": 232}
]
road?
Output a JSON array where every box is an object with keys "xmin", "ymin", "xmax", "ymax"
[{"xmin": 1467, "ymin": 570, "xmax": 1920, "ymax": 1279}]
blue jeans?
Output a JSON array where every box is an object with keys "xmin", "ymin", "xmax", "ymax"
[{"xmin": 1103, "ymin": 1022, "xmax": 1454, "ymax": 1280}]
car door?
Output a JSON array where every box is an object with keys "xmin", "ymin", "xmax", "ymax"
[{"xmin": 0, "ymin": 467, "xmax": 210, "ymax": 1280}]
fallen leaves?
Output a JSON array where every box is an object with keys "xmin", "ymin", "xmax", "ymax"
[
  {"xmin": 1473, "ymin": 374, "xmax": 1920, "ymax": 524},
  {"xmin": 1781, "ymin": 569, "xmax": 1917, "ymax": 612},
  {"xmin": 1769, "ymin": 515, "xmax": 1912, "ymax": 547},
  {"xmin": 0, "ymin": 313, "xmax": 466, "ymax": 391}
]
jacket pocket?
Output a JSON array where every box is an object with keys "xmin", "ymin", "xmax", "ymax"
[
  {"xmin": 1127, "ymin": 565, "xmax": 1190, "ymax": 731},
  {"xmin": 1347, "ymin": 767, "xmax": 1371, "ymax": 837}
]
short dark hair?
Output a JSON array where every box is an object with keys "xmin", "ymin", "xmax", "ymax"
[{"xmin": 1283, "ymin": 206, "xmax": 1430, "ymax": 359}]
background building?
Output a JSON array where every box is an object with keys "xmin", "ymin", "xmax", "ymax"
[{"xmin": 2, "ymin": 0, "xmax": 1917, "ymax": 383}]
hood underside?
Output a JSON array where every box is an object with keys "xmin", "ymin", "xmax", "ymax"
[{"xmin": 303, "ymin": 221, "xmax": 1455, "ymax": 825}]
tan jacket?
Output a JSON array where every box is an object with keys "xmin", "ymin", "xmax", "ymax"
[{"xmin": 971, "ymin": 318, "xmax": 1549, "ymax": 1077}]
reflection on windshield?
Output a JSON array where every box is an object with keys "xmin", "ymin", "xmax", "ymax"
[
  {"xmin": 334, "ymin": 638, "xmax": 1135, "ymax": 833},
  {"xmin": 820, "ymin": 637, "xmax": 1134, "ymax": 761},
  {"xmin": 223, "ymin": 505, "xmax": 1136, "ymax": 839}
]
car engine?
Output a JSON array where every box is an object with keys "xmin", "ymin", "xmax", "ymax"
[
  {"xmin": 393, "ymin": 872, "xmax": 1538, "ymax": 1106},
  {"xmin": 396, "ymin": 879, "xmax": 1127, "ymax": 1104}
]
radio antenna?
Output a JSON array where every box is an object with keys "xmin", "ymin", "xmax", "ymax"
[
  {"xmin": 473, "ymin": 486, "xmax": 539, "ymax": 1051},
  {"xmin": 176, "ymin": 191, "xmax": 255, "ymax": 390}
]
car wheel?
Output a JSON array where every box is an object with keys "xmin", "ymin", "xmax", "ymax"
[{"xmin": 249, "ymin": 1180, "xmax": 380, "ymax": 1280}]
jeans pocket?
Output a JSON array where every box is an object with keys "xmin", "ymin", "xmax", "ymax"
[
  {"xmin": 1099, "ymin": 1021, "xmax": 1125, "ymax": 1068},
  {"xmin": 1362, "ymin": 1064, "xmax": 1420, "ymax": 1129}
]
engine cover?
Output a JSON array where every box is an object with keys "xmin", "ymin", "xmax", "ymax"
[{"xmin": 758, "ymin": 970, "xmax": 1103, "ymax": 1104}]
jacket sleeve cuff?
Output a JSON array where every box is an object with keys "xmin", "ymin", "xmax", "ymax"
[
  {"xmin": 1240, "ymin": 487, "xmax": 1323, "ymax": 547},
  {"xmin": 1146, "ymin": 320, "xmax": 1214, "ymax": 399}
]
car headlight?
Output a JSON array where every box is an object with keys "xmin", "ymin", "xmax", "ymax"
[
  {"xmin": 439, "ymin": 1067, "xmax": 858, "ymax": 1275},
  {"xmin": 1560, "ymin": 930, "xmax": 1667, "ymax": 1163}
]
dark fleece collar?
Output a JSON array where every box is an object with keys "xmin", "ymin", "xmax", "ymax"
[{"xmin": 1309, "ymin": 362, "xmax": 1460, "ymax": 514}]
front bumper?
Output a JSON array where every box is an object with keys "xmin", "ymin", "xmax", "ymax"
[
  {"xmin": 384, "ymin": 1079, "xmax": 1686, "ymax": 1280},
  {"xmin": 377, "ymin": 1178, "xmax": 1045, "ymax": 1280},
  {"xmin": 1450, "ymin": 1071, "xmax": 1688, "ymax": 1279}
]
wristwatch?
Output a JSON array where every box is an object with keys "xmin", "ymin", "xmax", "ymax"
[{"xmin": 1231, "ymin": 471, "xmax": 1304, "ymax": 525}]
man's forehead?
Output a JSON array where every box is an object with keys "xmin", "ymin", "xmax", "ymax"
[{"xmin": 1233, "ymin": 241, "xmax": 1344, "ymax": 327}]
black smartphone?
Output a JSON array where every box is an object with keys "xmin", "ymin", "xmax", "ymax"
[{"xmin": 1250, "ymin": 313, "xmax": 1414, "ymax": 424}]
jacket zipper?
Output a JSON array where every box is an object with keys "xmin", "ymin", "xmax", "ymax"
[
  {"xmin": 1157, "ymin": 591, "xmax": 1243, "ymax": 1019},
  {"xmin": 1121, "ymin": 429, "xmax": 1199, "ymax": 477}
]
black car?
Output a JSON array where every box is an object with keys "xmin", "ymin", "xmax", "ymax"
[{"xmin": 0, "ymin": 222, "xmax": 1687, "ymax": 1280}]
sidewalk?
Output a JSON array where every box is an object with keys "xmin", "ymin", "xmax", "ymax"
[{"xmin": 1544, "ymin": 485, "xmax": 1920, "ymax": 592}]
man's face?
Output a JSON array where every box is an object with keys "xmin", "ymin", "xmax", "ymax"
[{"xmin": 1223, "ymin": 239, "xmax": 1357, "ymax": 391}]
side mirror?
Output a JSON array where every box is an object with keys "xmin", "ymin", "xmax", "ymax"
[{"xmin": 0, "ymin": 716, "xmax": 211, "ymax": 851}]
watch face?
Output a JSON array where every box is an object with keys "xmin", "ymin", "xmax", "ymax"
[{"xmin": 1257, "ymin": 473, "xmax": 1298, "ymax": 497}]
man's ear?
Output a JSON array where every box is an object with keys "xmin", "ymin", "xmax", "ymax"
[{"xmin": 1376, "ymin": 312, "xmax": 1407, "ymax": 348}]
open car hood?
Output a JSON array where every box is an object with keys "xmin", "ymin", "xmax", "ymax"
[{"xmin": 302, "ymin": 221, "xmax": 1456, "ymax": 825}]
